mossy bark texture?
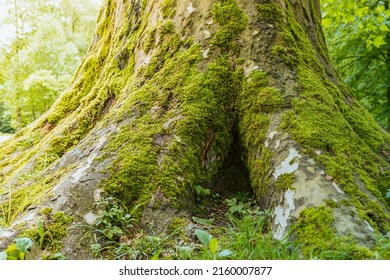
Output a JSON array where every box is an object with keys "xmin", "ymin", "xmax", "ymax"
[{"xmin": 0, "ymin": 0, "xmax": 389, "ymax": 259}]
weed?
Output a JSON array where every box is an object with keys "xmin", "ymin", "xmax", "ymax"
[
  {"xmin": 91, "ymin": 197, "xmax": 139, "ymax": 258},
  {"xmin": 0, "ymin": 238, "xmax": 33, "ymax": 260},
  {"xmin": 194, "ymin": 229, "xmax": 233, "ymax": 259},
  {"xmin": 88, "ymin": 192, "xmax": 390, "ymax": 260},
  {"xmin": 194, "ymin": 185, "xmax": 211, "ymax": 202}
]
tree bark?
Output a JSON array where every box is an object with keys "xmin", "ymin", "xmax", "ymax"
[
  {"xmin": 0, "ymin": 0, "xmax": 389, "ymax": 259},
  {"xmin": 387, "ymin": 84, "xmax": 390, "ymax": 131}
]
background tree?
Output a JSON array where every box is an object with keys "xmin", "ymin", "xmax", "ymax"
[
  {"xmin": 0, "ymin": 0, "xmax": 389, "ymax": 260},
  {"xmin": 322, "ymin": 0, "xmax": 390, "ymax": 130},
  {"xmin": 0, "ymin": 0, "xmax": 100, "ymax": 130}
]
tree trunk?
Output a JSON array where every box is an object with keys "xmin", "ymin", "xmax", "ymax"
[
  {"xmin": 387, "ymin": 84, "xmax": 390, "ymax": 131},
  {"xmin": 0, "ymin": 0, "xmax": 389, "ymax": 259}
]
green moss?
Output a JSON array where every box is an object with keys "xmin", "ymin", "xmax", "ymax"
[
  {"xmin": 161, "ymin": 0, "xmax": 176, "ymax": 19},
  {"xmin": 294, "ymin": 206, "xmax": 376, "ymax": 259},
  {"xmin": 274, "ymin": 173, "xmax": 295, "ymax": 192},
  {"xmin": 265, "ymin": 1, "xmax": 324, "ymax": 73},
  {"xmin": 101, "ymin": 0, "xmax": 248, "ymax": 214},
  {"xmin": 103, "ymin": 48, "xmax": 244, "ymax": 209},
  {"xmin": 271, "ymin": 45, "xmax": 297, "ymax": 67},
  {"xmin": 271, "ymin": 0, "xmax": 390, "ymax": 235},
  {"xmin": 143, "ymin": 27, "xmax": 157, "ymax": 53},
  {"xmin": 256, "ymin": 3, "xmax": 283, "ymax": 23},
  {"xmin": 167, "ymin": 217, "xmax": 187, "ymax": 235},
  {"xmin": 23, "ymin": 208, "xmax": 74, "ymax": 252},
  {"xmin": 159, "ymin": 20, "xmax": 175, "ymax": 35},
  {"xmin": 237, "ymin": 70, "xmax": 284, "ymax": 205},
  {"xmin": 325, "ymin": 199, "xmax": 338, "ymax": 209},
  {"xmin": 211, "ymin": 0, "xmax": 248, "ymax": 53},
  {"xmin": 288, "ymin": 66, "xmax": 390, "ymax": 228},
  {"xmin": 0, "ymin": 162, "xmax": 75, "ymax": 226}
]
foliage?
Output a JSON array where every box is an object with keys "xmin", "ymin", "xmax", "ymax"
[
  {"xmin": 88, "ymin": 190, "xmax": 390, "ymax": 260},
  {"xmin": 91, "ymin": 197, "xmax": 139, "ymax": 258},
  {"xmin": 375, "ymin": 231, "xmax": 390, "ymax": 258},
  {"xmin": 322, "ymin": 0, "xmax": 390, "ymax": 213},
  {"xmin": 194, "ymin": 185, "xmax": 212, "ymax": 203},
  {"xmin": 0, "ymin": 102, "xmax": 13, "ymax": 133},
  {"xmin": 94, "ymin": 197, "xmax": 138, "ymax": 240},
  {"xmin": 194, "ymin": 229, "xmax": 233, "ymax": 259},
  {"xmin": 322, "ymin": 0, "xmax": 390, "ymax": 129},
  {"xmin": 0, "ymin": 238, "xmax": 33, "ymax": 260},
  {"xmin": 0, "ymin": 0, "xmax": 100, "ymax": 131},
  {"xmin": 225, "ymin": 196, "xmax": 262, "ymax": 216}
]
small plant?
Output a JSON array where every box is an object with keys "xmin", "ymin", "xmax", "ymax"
[
  {"xmin": 94, "ymin": 197, "xmax": 138, "ymax": 240},
  {"xmin": 225, "ymin": 196, "xmax": 265, "ymax": 217},
  {"xmin": 375, "ymin": 231, "xmax": 390, "ymax": 259},
  {"xmin": 42, "ymin": 252, "xmax": 66, "ymax": 260},
  {"xmin": 37, "ymin": 220, "xmax": 45, "ymax": 247},
  {"xmin": 0, "ymin": 238, "xmax": 33, "ymax": 260},
  {"xmin": 194, "ymin": 229, "xmax": 233, "ymax": 259},
  {"xmin": 91, "ymin": 197, "xmax": 139, "ymax": 258},
  {"xmin": 194, "ymin": 185, "xmax": 211, "ymax": 202}
]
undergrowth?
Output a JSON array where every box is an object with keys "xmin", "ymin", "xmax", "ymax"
[
  {"xmin": 89, "ymin": 191, "xmax": 390, "ymax": 260},
  {"xmin": 2, "ymin": 191, "xmax": 389, "ymax": 260}
]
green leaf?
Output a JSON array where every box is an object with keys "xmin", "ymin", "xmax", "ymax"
[
  {"xmin": 0, "ymin": 251, "xmax": 7, "ymax": 260},
  {"xmin": 376, "ymin": 5, "xmax": 385, "ymax": 13},
  {"xmin": 372, "ymin": 35, "xmax": 386, "ymax": 48},
  {"xmin": 356, "ymin": 7, "xmax": 368, "ymax": 17},
  {"xmin": 15, "ymin": 238, "xmax": 33, "ymax": 253},
  {"xmin": 209, "ymin": 238, "xmax": 219, "ymax": 255},
  {"xmin": 379, "ymin": 24, "xmax": 389, "ymax": 32},
  {"xmin": 218, "ymin": 249, "xmax": 233, "ymax": 258},
  {"xmin": 194, "ymin": 185, "xmax": 211, "ymax": 196},
  {"xmin": 5, "ymin": 244, "xmax": 20, "ymax": 259},
  {"xmin": 229, "ymin": 204, "xmax": 244, "ymax": 214},
  {"xmin": 52, "ymin": 253, "xmax": 66, "ymax": 260},
  {"xmin": 322, "ymin": 18, "xmax": 332, "ymax": 27},
  {"xmin": 38, "ymin": 221, "xmax": 45, "ymax": 247},
  {"xmin": 151, "ymin": 249, "xmax": 162, "ymax": 260},
  {"xmin": 195, "ymin": 229, "xmax": 213, "ymax": 246}
]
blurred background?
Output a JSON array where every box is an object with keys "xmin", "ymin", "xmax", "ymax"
[{"xmin": 0, "ymin": 0, "xmax": 101, "ymax": 136}]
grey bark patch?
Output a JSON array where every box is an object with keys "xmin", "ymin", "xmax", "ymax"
[
  {"xmin": 273, "ymin": 147, "xmax": 302, "ymax": 179},
  {"xmin": 153, "ymin": 134, "xmax": 171, "ymax": 147},
  {"xmin": 364, "ymin": 221, "xmax": 374, "ymax": 233},
  {"xmin": 141, "ymin": 188, "xmax": 175, "ymax": 233},
  {"xmin": 141, "ymin": 188, "xmax": 190, "ymax": 234},
  {"xmin": 0, "ymin": 230, "xmax": 17, "ymax": 251},
  {"xmin": 84, "ymin": 212, "xmax": 98, "ymax": 225},
  {"xmin": 273, "ymin": 189, "xmax": 296, "ymax": 240},
  {"xmin": 332, "ymin": 182, "xmax": 344, "ymax": 194},
  {"xmin": 94, "ymin": 189, "xmax": 103, "ymax": 202}
]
